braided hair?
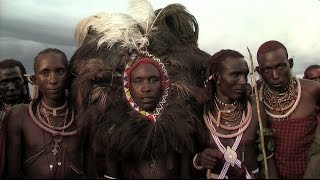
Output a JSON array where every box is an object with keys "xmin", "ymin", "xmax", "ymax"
[{"xmin": 204, "ymin": 49, "xmax": 248, "ymax": 113}]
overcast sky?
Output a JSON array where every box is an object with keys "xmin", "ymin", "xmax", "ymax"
[{"xmin": 1, "ymin": 0, "xmax": 319, "ymax": 77}]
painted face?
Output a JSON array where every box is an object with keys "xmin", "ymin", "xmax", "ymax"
[
  {"xmin": 130, "ymin": 63, "xmax": 162, "ymax": 112},
  {"xmin": 0, "ymin": 66, "xmax": 24, "ymax": 104},
  {"xmin": 35, "ymin": 52, "xmax": 69, "ymax": 102},
  {"xmin": 305, "ymin": 68, "xmax": 320, "ymax": 83},
  {"xmin": 216, "ymin": 57, "xmax": 249, "ymax": 102},
  {"xmin": 257, "ymin": 48, "xmax": 291, "ymax": 91}
]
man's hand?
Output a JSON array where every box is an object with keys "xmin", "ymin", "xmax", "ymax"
[{"xmin": 196, "ymin": 148, "xmax": 223, "ymax": 169}]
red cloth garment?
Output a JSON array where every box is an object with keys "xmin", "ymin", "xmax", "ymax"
[
  {"xmin": 0, "ymin": 124, "xmax": 5, "ymax": 178},
  {"xmin": 316, "ymin": 105, "xmax": 320, "ymax": 123},
  {"xmin": 271, "ymin": 114, "xmax": 318, "ymax": 179}
]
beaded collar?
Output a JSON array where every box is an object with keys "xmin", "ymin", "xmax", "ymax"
[{"xmin": 259, "ymin": 75, "xmax": 301, "ymax": 120}]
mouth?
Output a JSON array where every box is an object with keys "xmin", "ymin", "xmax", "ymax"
[
  {"xmin": 270, "ymin": 83, "xmax": 283, "ymax": 88},
  {"xmin": 234, "ymin": 88, "xmax": 244, "ymax": 93},
  {"xmin": 6, "ymin": 94, "xmax": 20, "ymax": 99},
  {"xmin": 140, "ymin": 97, "xmax": 154, "ymax": 103},
  {"xmin": 47, "ymin": 87, "xmax": 62, "ymax": 93}
]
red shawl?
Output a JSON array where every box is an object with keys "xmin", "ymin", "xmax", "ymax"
[
  {"xmin": 271, "ymin": 113, "xmax": 318, "ymax": 179},
  {"xmin": 0, "ymin": 119, "xmax": 6, "ymax": 178}
]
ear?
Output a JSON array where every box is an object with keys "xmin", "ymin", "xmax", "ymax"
[
  {"xmin": 30, "ymin": 75, "xmax": 37, "ymax": 85},
  {"xmin": 23, "ymin": 85, "xmax": 28, "ymax": 96},
  {"xmin": 215, "ymin": 73, "xmax": 221, "ymax": 84},
  {"xmin": 288, "ymin": 58, "xmax": 294, "ymax": 68},
  {"xmin": 256, "ymin": 66, "xmax": 261, "ymax": 75}
]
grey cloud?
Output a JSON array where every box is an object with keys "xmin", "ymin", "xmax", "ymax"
[{"xmin": 0, "ymin": 37, "xmax": 76, "ymax": 74}]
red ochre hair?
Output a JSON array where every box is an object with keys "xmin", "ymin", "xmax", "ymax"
[
  {"xmin": 127, "ymin": 57, "xmax": 166, "ymax": 91},
  {"xmin": 257, "ymin": 40, "xmax": 288, "ymax": 61}
]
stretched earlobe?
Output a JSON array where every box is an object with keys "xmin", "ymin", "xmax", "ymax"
[
  {"xmin": 255, "ymin": 66, "xmax": 261, "ymax": 75},
  {"xmin": 288, "ymin": 58, "xmax": 294, "ymax": 68},
  {"xmin": 31, "ymin": 75, "xmax": 37, "ymax": 85},
  {"xmin": 31, "ymin": 85, "xmax": 39, "ymax": 100},
  {"xmin": 215, "ymin": 74, "xmax": 221, "ymax": 84},
  {"xmin": 65, "ymin": 89, "xmax": 69, "ymax": 97},
  {"xmin": 23, "ymin": 85, "xmax": 28, "ymax": 96}
]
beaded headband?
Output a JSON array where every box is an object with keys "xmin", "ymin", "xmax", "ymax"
[{"xmin": 123, "ymin": 52, "xmax": 170, "ymax": 122}]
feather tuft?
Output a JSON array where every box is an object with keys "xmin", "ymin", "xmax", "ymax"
[
  {"xmin": 129, "ymin": 0, "xmax": 155, "ymax": 34},
  {"xmin": 74, "ymin": 12, "xmax": 112, "ymax": 47}
]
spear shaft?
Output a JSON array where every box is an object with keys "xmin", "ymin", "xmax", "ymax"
[{"xmin": 247, "ymin": 46, "xmax": 269, "ymax": 179}]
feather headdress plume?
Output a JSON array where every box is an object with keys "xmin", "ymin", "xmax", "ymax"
[
  {"xmin": 74, "ymin": 12, "xmax": 112, "ymax": 47},
  {"xmin": 74, "ymin": 0, "xmax": 156, "ymax": 52},
  {"xmin": 129, "ymin": 0, "xmax": 156, "ymax": 34},
  {"xmin": 75, "ymin": 12, "xmax": 145, "ymax": 50}
]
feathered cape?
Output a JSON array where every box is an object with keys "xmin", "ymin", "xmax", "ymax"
[{"xmin": 70, "ymin": 2, "xmax": 210, "ymax": 161}]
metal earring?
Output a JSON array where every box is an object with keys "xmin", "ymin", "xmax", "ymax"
[{"xmin": 65, "ymin": 89, "xmax": 69, "ymax": 97}]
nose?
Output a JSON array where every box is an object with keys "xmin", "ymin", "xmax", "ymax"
[
  {"xmin": 272, "ymin": 70, "xmax": 280, "ymax": 80},
  {"xmin": 238, "ymin": 75, "xmax": 247, "ymax": 85},
  {"xmin": 141, "ymin": 82, "xmax": 151, "ymax": 92},
  {"xmin": 8, "ymin": 82, "xmax": 16, "ymax": 90},
  {"xmin": 49, "ymin": 73, "xmax": 58, "ymax": 85}
]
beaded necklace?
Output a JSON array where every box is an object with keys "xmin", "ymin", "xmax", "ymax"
[
  {"xmin": 29, "ymin": 100, "xmax": 77, "ymax": 171},
  {"xmin": 259, "ymin": 76, "xmax": 301, "ymax": 120},
  {"xmin": 204, "ymin": 101, "xmax": 252, "ymax": 138},
  {"xmin": 203, "ymin": 101, "xmax": 253, "ymax": 179},
  {"xmin": 29, "ymin": 100, "xmax": 77, "ymax": 136}
]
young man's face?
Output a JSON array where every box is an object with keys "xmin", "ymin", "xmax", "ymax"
[
  {"xmin": 130, "ymin": 63, "xmax": 162, "ymax": 112},
  {"xmin": 0, "ymin": 66, "xmax": 25, "ymax": 104},
  {"xmin": 216, "ymin": 57, "xmax": 249, "ymax": 102},
  {"xmin": 257, "ymin": 48, "xmax": 291, "ymax": 91},
  {"xmin": 304, "ymin": 68, "xmax": 320, "ymax": 83},
  {"xmin": 35, "ymin": 52, "xmax": 69, "ymax": 102}
]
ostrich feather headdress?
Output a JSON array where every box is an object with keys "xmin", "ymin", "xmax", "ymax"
[{"xmin": 75, "ymin": 0, "xmax": 156, "ymax": 52}]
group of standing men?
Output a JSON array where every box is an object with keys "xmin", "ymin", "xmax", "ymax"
[{"xmin": 1, "ymin": 0, "xmax": 320, "ymax": 179}]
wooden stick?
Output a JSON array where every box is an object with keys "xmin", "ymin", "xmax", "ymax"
[{"xmin": 247, "ymin": 47, "xmax": 269, "ymax": 179}]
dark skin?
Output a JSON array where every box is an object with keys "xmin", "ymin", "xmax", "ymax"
[
  {"xmin": 6, "ymin": 52, "xmax": 84, "ymax": 178},
  {"xmin": 130, "ymin": 64, "xmax": 162, "ymax": 112},
  {"xmin": 257, "ymin": 48, "xmax": 320, "ymax": 178},
  {"xmin": 304, "ymin": 67, "xmax": 320, "ymax": 83},
  {"xmin": 196, "ymin": 57, "xmax": 278, "ymax": 178},
  {"xmin": 106, "ymin": 63, "xmax": 190, "ymax": 178},
  {"xmin": 0, "ymin": 66, "xmax": 25, "ymax": 105},
  {"xmin": 257, "ymin": 48, "xmax": 320, "ymax": 119}
]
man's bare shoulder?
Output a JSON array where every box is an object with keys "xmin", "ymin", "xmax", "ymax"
[
  {"xmin": 9, "ymin": 103, "xmax": 29, "ymax": 114},
  {"xmin": 6, "ymin": 103, "xmax": 30, "ymax": 126},
  {"xmin": 299, "ymin": 78, "xmax": 320, "ymax": 96}
]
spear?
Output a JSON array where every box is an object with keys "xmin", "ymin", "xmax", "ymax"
[{"xmin": 247, "ymin": 46, "xmax": 269, "ymax": 179}]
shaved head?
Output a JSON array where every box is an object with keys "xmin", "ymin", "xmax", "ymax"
[{"xmin": 257, "ymin": 40, "xmax": 288, "ymax": 62}]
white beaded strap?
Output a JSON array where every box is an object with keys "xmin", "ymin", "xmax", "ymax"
[
  {"xmin": 193, "ymin": 153, "xmax": 204, "ymax": 170},
  {"xmin": 104, "ymin": 175, "xmax": 117, "ymax": 179},
  {"xmin": 251, "ymin": 168, "xmax": 259, "ymax": 174}
]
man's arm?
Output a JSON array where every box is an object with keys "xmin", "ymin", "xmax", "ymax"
[
  {"xmin": 258, "ymin": 101, "xmax": 279, "ymax": 179},
  {"xmin": 304, "ymin": 123, "xmax": 320, "ymax": 178},
  {"xmin": 6, "ymin": 106, "xmax": 23, "ymax": 178}
]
